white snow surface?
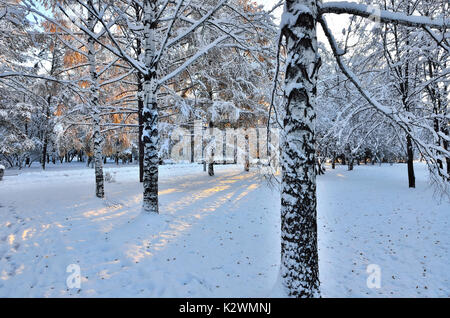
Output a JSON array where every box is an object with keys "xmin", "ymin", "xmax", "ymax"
[{"xmin": 0, "ymin": 162, "xmax": 448, "ymax": 297}]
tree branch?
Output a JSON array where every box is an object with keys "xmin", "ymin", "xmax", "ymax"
[{"xmin": 320, "ymin": 1, "xmax": 448, "ymax": 30}]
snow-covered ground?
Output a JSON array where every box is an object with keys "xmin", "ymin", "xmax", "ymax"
[{"xmin": 0, "ymin": 162, "xmax": 448, "ymax": 297}]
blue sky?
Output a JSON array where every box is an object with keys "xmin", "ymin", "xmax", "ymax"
[{"xmin": 24, "ymin": 0, "xmax": 53, "ymax": 27}]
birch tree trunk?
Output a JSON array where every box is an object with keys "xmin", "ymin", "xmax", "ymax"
[
  {"xmin": 134, "ymin": 4, "xmax": 145, "ymax": 183},
  {"xmin": 41, "ymin": 99, "xmax": 50, "ymax": 170},
  {"xmin": 316, "ymin": 158, "xmax": 324, "ymax": 174},
  {"xmin": 222, "ymin": 128, "xmax": 226, "ymax": 164},
  {"xmin": 87, "ymin": 1, "xmax": 104, "ymax": 198},
  {"xmin": 256, "ymin": 127, "xmax": 260, "ymax": 162},
  {"xmin": 42, "ymin": 43, "xmax": 58, "ymax": 171},
  {"xmin": 208, "ymin": 121, "xmax": 215, "ymax": 176},
  {"xmin": 346, "ymin": 145, "xmax": 353, "ymax": 171},
  {"xmin": 233, "ymin": 132, "xmax": 237, "ymax": 164},
  {"xmin": 406, "ymin": 134, "xmax": 415, "ymax": 187},
  {"xmin": 202, "ymin": 123, "xmax": 207, "ymax": 171},
  {"xmin": 191, "ymin": 124, "xmax": 195, "ymax": 163},
  {"xmin": 280, "ymin": 0, "xmax": 321, "ymax": 297},
  {"xmin": 348, "ymin": 158, "xmax": 354, "ymax": 171},
  {"xmin": 142, "ymin": 0, "xmax": 159, "ymax": 213},
  {"xmin": 404, "ymin": 10, "xmax": 415, "ymax": 188},
  {"xmin": 138, "ymin": 84, "xmax": 144, "ymax": 183},
  {"xmin": 244, "ymin": 132, "xmax": 249, "ymax": 172}
]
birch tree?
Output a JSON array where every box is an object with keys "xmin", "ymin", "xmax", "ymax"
[
  {"xmin": 48, "ymin": 0, "xmax": 272, "ymax": 212},
  {"xmin": 278, "ymin": 0, "xmax": 449, "ymax": 297}
]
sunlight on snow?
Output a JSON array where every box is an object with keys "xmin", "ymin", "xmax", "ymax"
[
  {"xmin": 234, "ymin": 183, "xmax": 260, "ymax": 203},
  {"xmin": 7, "ymin": 234, "xmax": 15, "ymax": 245},
  {"xmin": 124, "ymin": 172, "xmax": 261, "ymax": 264},
  {"xmin": 158, "ymin": 188, "xmax": 180, "ymax": 195},
  {"xmin": 21, "ymin": 228, "xmax": 34, "ymax": 240}
]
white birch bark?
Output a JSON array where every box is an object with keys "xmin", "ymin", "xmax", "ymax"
[
  {"xmin": 142, "ymin": 0, "xmax": 159, "ymax": 212},
  {"xmin": 280, "ymin": 0, "xmax": 321, "ymax": 297},
  {"xmin": 244, "ymin": 131, "xmax": 249, "ymax": 172},
  {"xmin": 87, "ymin": 0, "xmax": 104, "ymax": 199},
  {"xmin": 207, "ymin": 121, "xmax": 215, "ymax": 176}
]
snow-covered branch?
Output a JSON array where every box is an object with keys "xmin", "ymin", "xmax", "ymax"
[{"xmin": 320, "ymin": 1, "xmax": 449, "ymax": 30}]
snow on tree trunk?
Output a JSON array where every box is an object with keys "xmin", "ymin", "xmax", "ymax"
[
  {"xmin": 244, "ymin": 132, "xmax": 249, "ymax": 172},
  {"xmin": 444, "ymin": 127, "xmax": 450, "ymax": 179},
  {"xmin": 202, "ymin": 124, "xmax": 207, "ymax": 171},
  {"xmin": 208, "ymin": 121, "xmax": 215, "ymax": 176},
  {"xmin": 406, "ymin": 134, "xmax": 415, "ymax": 188},
  {"xmin": 256, "ymin": 128, "xmax": 260, "ymax": 162},
  {"xmin": 345, "ymin": 144, "xmax": 353, "ymax": 171},
  {"xmin": 208, "ymin": 156, "xmax": 214, "ymax": 176},
  {"xmin": 87, "ymin": 1, "xmax": 104, "ymax": 199},
  {"xmin": 142, "ymin": 0, "xmax": 159, "ymax": 213},
  {"xmin": 222, "ymin": 128, "xmax": 226, "ymax": 164},
  {"xmin": 42, "ymin": 44, "xmax": 58, "ymax": 171},
  {"xmin": 41, "ymin": 103, "xmax": 49, "ymax": 171},
  {"xmin": 133, "ymin": 4, "xmax": 145, "ymax": 184},
  {"xmin": 138, "ymin": 70, "xmax": 144, "ymax": 183},
  {"xmin": 234, "ymin": 133, "xmax": 238, "ymax": 164},
  {"xmin": 41, "ymin": 135, "xmax": 48, "ymax": 170},
  {"xmin": 316, "ymin": 158, "xmax": 324, "ymax": 175},
  {"xmin": 348, "ymin": 158, "xmax": 354, "ymax": 171},
  {"xmin": 279, "ymin": 0, "xmax": 321, "ymax": 297},
  {"xmin": 191, "ymin": 126, "xmax": 195, "ymax": 163}
]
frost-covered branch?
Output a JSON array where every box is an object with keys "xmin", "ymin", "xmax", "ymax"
[
  {"xmin": 320, "ymin": 15, "xmax": 450, "ymax": 187},
  {"xmin": 320, "ymin": 1, "xmax": 449, "ymax": 30}
]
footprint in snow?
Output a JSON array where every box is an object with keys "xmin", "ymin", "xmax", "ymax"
[{"xmin": 103, "ymin": 199, "xmax": 123, "ymax": 209}]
